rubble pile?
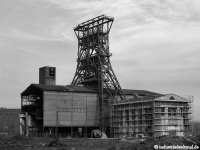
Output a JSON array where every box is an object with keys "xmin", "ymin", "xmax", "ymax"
[
  {"xmin": 126, "ymin": 136, "xmax": 200, "ymax": 150},
  {"xmin": 108, "ymin": 145, "xmax": 125, "ymax": 150},
  {"xmin": 0, "ymin": 135, "xmax": 29, "ymax": 145},
  {"xmin": 107, "ymin": 136, "xmax": 200, "ymax": 150},
  {"xmin": 0, "ymin": 135, "xmax": 199, "ymax": 150},
  {"xmin": 0, "ymin": 135, "xmax": 52, "ymax": 150},
  {"xmin": 48, "ymin": 139, "xmax": 67, "ymax": 147}
]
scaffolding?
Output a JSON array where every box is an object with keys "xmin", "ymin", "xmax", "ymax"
[{"xmin": 110, "ymin": 95, "xmax": 193, "ymax": 138}]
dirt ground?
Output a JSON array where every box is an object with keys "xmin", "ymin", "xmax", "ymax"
[
  {"xmin": 0, "ymin": 135, "xmax": 130, "ymax": 150},
  {"xmin": 0, "ymin": 135, "xmax": 199, "ymax": 150}
]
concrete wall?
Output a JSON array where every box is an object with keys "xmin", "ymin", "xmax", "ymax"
[{"xmin": 43, "ymin": 91, "xmax": 99, "ymax": 127}]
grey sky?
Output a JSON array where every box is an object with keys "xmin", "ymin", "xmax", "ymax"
[{"xmin": 0, "ymin": 0, "xmax": 200, "ymax": 120}]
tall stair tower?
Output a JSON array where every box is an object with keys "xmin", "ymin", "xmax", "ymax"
[{"xmin": 71, "ymin": 15, "xmax": 125, "ymax": 133}]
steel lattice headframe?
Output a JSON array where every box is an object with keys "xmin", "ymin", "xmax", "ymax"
[{"xmin": 71, "ymin": 15, "xmax": 125, "ymax": 132}]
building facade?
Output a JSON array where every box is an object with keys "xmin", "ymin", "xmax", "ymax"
[
  {"xmin": 111, "ymin": 94, "xmax": 193, "ymax": 138},
  {"xmin": 20, "ymin": 84, "xmax": 99, "ymax": 137}
]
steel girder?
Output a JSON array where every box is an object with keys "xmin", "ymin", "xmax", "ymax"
[{"xmin": 71, "ymin": 15, "xmax": 125, "ymax": 133}]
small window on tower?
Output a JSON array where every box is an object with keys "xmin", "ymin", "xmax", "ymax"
[
  {"xmin": 49, "ymin": 68, "xmax": 55, "ymax": 76},
  {"xmin": 170, "ymin": 96, "xmax": 175, "ymax": 100}
]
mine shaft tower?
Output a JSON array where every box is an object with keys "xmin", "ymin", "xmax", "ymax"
[{"xmin": 71, "ymin": 15, "xmax": 125, "ymax": 132}]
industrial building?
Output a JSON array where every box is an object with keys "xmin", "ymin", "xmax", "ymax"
[
  {"xmin": 20, "ymin": 66, "xmax": 193, "ymax": 138},
  {"xmin": 0, "ymin": 108, "xmax": 20, "ymax": 135},
  {"xmin": 20, "ymin": 82, "xmax": 99, "ymax": 137},
  {"xmin": 20, "ymin": 15, "xmax": 193, "ymax": 138}
]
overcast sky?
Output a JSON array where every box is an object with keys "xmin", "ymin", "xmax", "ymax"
[{"xmin": 0, "ymin": 0, "xmax": 200, "ymax": 120}]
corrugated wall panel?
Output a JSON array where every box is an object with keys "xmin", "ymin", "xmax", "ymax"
[
  {"xmin": 44, "ymin": 106, "xmax": 57, "ymax": 111},
  {"xmin": 44, "ymin": 99, "xmax": 57, "ymax": 106},
  {"xmin": 45, "ymin": 94, "xmax": 57, "ymax": 100},
  {"xmin": 44, "ymin": 92, "xmax": 57, "ymax": 126},
  {"xmin": 73, "ymin": 101, "xmax": 86, "ymax": 108},
  {"xmin": 73, "ymin": 96, "xmax": 86, "ymax": 101},
  {"xmin": 73, "ymin": 113, "xmax": 86, "ymax": 120},
  {"xmin": 73, "ymin": 93, "xmax": 87, "ymax": 96},
  {"xmin": 44, "ymin": 120, "xmax": 57, "ymax": 126},
  {"xmin": 87, "ymin": 93, "xmax": 97, "ymax": 96},
  {"xmin": 87, "ymin": 115, "xmax": 99, "ymax": 120},
  {"xmin": 59, "ymin": 121, "xmax": 71, "ymax": 125},
  {"xmin": 44, "ymin": 111, "xmax": 56, "ymax": 117},
  {"xmin": 87, "ymin": 101, "xmax": 98, "ymax": 107},
  {"xmin": 58, "ymin": 92, "xmax": 73, "ymax": 96},
  {"xmin": 58, "ymin": 116, "xmax": 71, "ymax": 121},
  {"xmin": 44, "ymin": 99, "xmax": 57, "ymax": 111},
  {"xmin": 44, "ymin": 91, "xmax": 56, "ymax": 95},
  {"xmin": 86, "ymin": 94, "xmax": 99, "ymax": 126},
  {"xmin": 87, "ymin": 95, "xmax": 98, "ymax": 101},
  {"xmin": 44, "ymin": 110, "xmax": 56, "ymax": 126},
  {"xmin": 57, "ymin": 100, "xmax": 73, "ymax": 106},
  {"xmin": 73, "ymin": 121, "xmax": 86, "ymax": 126},
  {"xmin": 43, "ymin": 91, "xmax": 99, "ymax": 127},
  {"xmin": 58, "ymin": 112, "xmax": 71, "ymax": 116},
  {"xmin": 87, "ymin": 120, "xmax": 99, "ymax": 126},
  {"xmin": 58, "ymin": 112, "xmax": 72, "ymax": 126},
  {"xmin": 44, "ymin": 115, "xmax": 56, "ymax": 121},
  {"xmin": 87, "ymin": 107, "xmax": 99, "ymax": 112},
  {"xmin": 57, "ymin": 95, "xmax": 73, "ymax": 101},
  {"xmin": 58, "ymin": 112, "xmax": 71, "ymax": 121}
]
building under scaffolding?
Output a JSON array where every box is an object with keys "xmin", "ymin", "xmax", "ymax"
[{"xmin": 111, "ymin": 94, "xmax": 193, "ymax": 138}]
